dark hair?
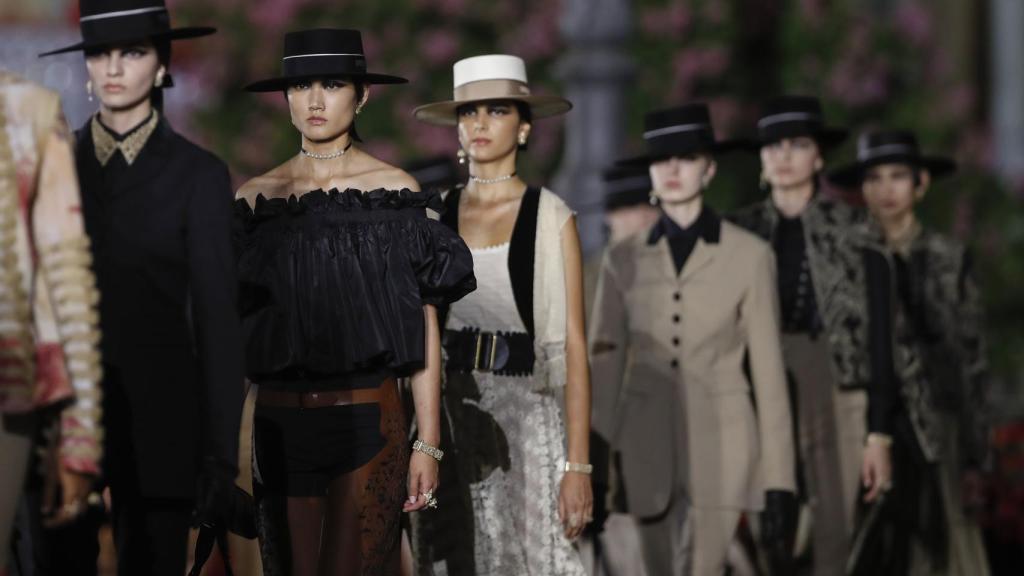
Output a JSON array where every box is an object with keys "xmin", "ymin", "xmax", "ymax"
[
  {"xmin": 282, "ymin": 78, "xmax": 366, "ymax": 142},
  {"xmin": 454, "ymin": 100, "xmax": 533, "ymax": 150}
]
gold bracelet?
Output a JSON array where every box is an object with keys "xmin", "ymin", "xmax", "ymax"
[
  {"xmin": 412, "ymin": 439, "xmax": 443, "ymax": 462},
  {"xmin": 865, "ymin": 433, "xmax": 893, "ymax": 448},
  {"xmin": 564, "ymin": 461, "xmax": 593, "ymax": 474}
]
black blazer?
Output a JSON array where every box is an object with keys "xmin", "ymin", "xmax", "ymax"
[{"xmin": 76, "ymin": 118, "xmax": 243, "ymax": 499}]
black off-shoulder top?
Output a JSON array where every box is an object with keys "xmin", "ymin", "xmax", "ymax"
[{"xmin": 235, "ymin": 188, "xmax": 476, "ymax": 384}]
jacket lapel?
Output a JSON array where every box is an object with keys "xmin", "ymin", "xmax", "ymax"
[{"xmin": 679, "ymin": 239, "xmax": 715, "ymax": 284}]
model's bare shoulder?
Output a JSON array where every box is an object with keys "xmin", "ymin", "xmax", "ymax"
[{"xmin": 236, "ymin": 163, "xmax": 294, "ymax": 206}]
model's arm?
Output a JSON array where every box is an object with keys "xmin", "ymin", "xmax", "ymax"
[
  {"xmin": 185, "ymin": 158, "xmax": 245, "ymax": 527},
  {"xmin": 558, "ymin": 216, "xmax": 593, "ymax": 540},
  {"xmin": 31, "ymin": 95, "xmax": 104, "ymax": 526},
  {"xmin": 405, "ymin": 304, "xmax": 442, "ymax": 512},
  {"xmin": 743, "ymin": 247, "xmax": 796, "ymax": 493},
  {"xmin": 952, "ymin": 250, "xmax": 991, "ymax": 470}
]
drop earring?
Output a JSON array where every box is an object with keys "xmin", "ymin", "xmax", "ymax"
[
  {"xmin": 154, "ymin": 71, "xmax": 165, "ymax": 88},
  {"xmin": 518, "ymin": 133, "xmax": 528, "ymax": 146},
  {"xmin": 457, "ymin": 148, "xmax": 467, "ymax": 165},
  {"xmin": 648, "ymin": 191, "xmax": 659, "ymax": 206},
  {"xmin": 86, "ymin": 80, "xmax": 94, "ymax": 102}
]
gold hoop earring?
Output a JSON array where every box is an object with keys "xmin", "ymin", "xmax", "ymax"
[
  {"xmin": 85, "ymin": 80, "xmax": 94, "ymax": 102},
  {"xmin": 457, "ymin": 148, "xmax": 467, "ymax": 165}
]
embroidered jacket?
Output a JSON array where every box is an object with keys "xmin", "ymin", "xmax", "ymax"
[
  {"xmin": 0, "ymin": 72, "xmax": 103, "ymax": 474},
  {"xmin": 728, "ymin": 194, "xmax": 872, "ymax": 390}
]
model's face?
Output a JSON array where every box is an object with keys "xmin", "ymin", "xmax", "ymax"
[
  {"xmin": 457, "ymin": 101, "xmax": 530, "ymax": 164},
  {"xmin": 605, "ymin": 203, "xmax": 661, "ymax": 242},
  {"xmin": 649, "ymin": 154, "xmax": 716, "ymax": 205},
  {"xmin": 84, "ymin": 42, "xmax": 162, "ymax": 111},
  {"xmin": 862, "ymin": 162, "xmax": 928, "ymax": 222},
  {"xmin": 760, "ymin": 136, "xmax": 823, "ymax": 190},
  {"xmin": 287, "ymin": 78, "xmax": 366, "ymax": 143}
]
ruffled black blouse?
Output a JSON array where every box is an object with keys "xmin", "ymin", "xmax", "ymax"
[{"xmin": 235, "ymin": 188, "xmax": 476, "ymax": 382}]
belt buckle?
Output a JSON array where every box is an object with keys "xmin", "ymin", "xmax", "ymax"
[
  {"xmin": 473, "ymin": 332, "xmax": 499, "ymax": 372},
  {"xmin": 300, "ymin": 392, "xmax": 321, "ymax": 409}
]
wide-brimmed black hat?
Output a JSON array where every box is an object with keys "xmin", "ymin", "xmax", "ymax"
[
  {"xmin": 39, "ymin": 0, "xmax": 215, "ymax": 57},
  {"xmin": 603, "ymin": 165, "xmax": 653, "ymax": 210},
  {"xmin": 616, "ymin": 103, "xmax": 740, "ymax": 167},
  {"xmin": 244, "ymin": 29, "xmax": 407, "ymax": 92},
  {"xmin": 827, "ymin": 130, "xmax": 956, "ymax": 188},
  {"xmin": 748, "ymin": 95, "xmax": 848, "ymax": 150}
]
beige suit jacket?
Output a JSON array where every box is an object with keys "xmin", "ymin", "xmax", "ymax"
[{"xmin": 590, "ymin": 217, "xmax": 795, "ymax": 518}]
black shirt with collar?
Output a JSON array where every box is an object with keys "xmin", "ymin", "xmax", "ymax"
[{"xmin": 648, "ymin": 206, "xmax": 722, "ymax": 274}]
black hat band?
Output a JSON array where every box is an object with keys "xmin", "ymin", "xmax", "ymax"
[
  {"xmin": 857, "ymin": 142, "xmax": 917, "ymax": 162},
  {"xmin": 79, "ymin": 7, "xmax": 171, "ymax": 44},
  {"xmin": 281, "ymin": 53, "xmax": 368, "ymax": 80},
  {"xmin": 646, "ymin": 128, "xmax": 716, "ymax": 157}
]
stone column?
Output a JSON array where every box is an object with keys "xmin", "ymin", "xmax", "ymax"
[
  {"xmin": 991, "ymin": 0, "xmax": 1024, "ymax": 184},
  {"xmin": 552, "ymin": 0, "xmax": 634, "ymax": 256}
]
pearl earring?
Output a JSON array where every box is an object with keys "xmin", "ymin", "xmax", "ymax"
[
  {"xmin": 86, "ymin": 80, "xmax": 94, "ymax": 102},
  {"xmin": 457, "ymin": 148, "xmax": 467, "ymax": 165},
  {"xmin": 518, "ymin": 133, "xmax": 528, "ymax": 146}
]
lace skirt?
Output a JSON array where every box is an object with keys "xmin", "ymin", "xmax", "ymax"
[{"xmin": 411, "ymin": 370, "xmax": 586, "ymax": 575}]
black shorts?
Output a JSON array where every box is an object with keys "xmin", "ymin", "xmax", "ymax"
[{"xmin": 254, "ymin": 401, "xmax": 387, "ymax": 497}]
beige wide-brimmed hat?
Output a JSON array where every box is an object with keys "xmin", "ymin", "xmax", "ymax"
[{"xmin": 413, "ymin": 54, "xmax": 572, "ymax": 126}]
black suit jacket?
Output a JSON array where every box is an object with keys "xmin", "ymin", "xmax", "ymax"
[{"xmin": 76, "ymin": 118, "xmax": 243, "ymax": 499}]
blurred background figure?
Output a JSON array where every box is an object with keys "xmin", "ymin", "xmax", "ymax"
[{"xmin": 1, "ymin": 71, "xmax": 103, "ymax": 576}]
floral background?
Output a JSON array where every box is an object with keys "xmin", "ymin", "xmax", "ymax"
[{"xmin": 3, "ymin": 0, "xmax": 1021, "ymax": 417}]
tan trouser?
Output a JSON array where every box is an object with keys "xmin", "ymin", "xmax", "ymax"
[
  {"xmin": 0, "ymin": 413, "xmax": 32, "ymax": 568},
  {"xmin": 782, "ymin": 333, "xmax": 866, "ymax": 576},
  {"xmin": 637, "ymin": 488, "xmax": 741, "ymax": 576}
]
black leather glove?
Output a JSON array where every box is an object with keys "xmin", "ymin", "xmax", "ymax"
[
  {"xmin": 192, "ymin": 457, "xmax": 237, "ymax": 529},
  {"xmin": 761, "ymin": 489, "xmax": 797, "ymax": 573}
]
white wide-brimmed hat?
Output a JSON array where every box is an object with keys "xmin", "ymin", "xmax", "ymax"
[{"xmin": 413, "ymin": 54, "xmax": 571, "ymax": 126}]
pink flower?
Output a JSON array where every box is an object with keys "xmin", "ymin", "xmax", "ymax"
[
  {"xmin": 640, "ymin": 3, "xmax": 691, "ymax": 38},
  {"xmin": 893, "ymin": 0, "xmax": 933, "ymax": 46},
  {"xmin": 419, "ymin": 30, "xmax": 461, "ymax": 66},
  {"xmin": 249, "ymin": 0, "xmax": 311, "ymax": 31},
  {"xmin": 798, "ymin": 0, "xmax": 824, "ymax": 27}
]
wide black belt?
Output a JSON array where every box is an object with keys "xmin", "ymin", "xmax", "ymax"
[{"xmin": 443, "ymin": 328, "xmax": 535, "ymax": 376}]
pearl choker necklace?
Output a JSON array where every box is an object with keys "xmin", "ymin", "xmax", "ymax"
[
  {"xmin": 301, "ymin": 141, "xmax": 353, "ymax": 160},
  {"xmin": 469, "ymin": 172, "xmax": 517, "ymax": 185}
]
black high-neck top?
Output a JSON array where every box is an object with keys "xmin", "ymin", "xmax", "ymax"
[{"xmin": 234, "ymin": 188, "xmax": 476, "ymax": 386}]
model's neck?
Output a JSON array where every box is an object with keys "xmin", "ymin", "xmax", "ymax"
[
  {"xmin": 661, "ymin": 193, "xmax": 703, "ymax": 230},
  {"xmin": 302, "ymin": 131, "xmax": 353, "ymax": 156},
  {"xmin": 771, "ymin": 180, "xmax": 816, "ymax": 218},
  {"xmin": 98, "ymin": 99, "xmax": 153, "ymax": 135},
  {"xmin": 879, "ymin": 211, "xmax": 920, "ymax": 249},
  {"xmin": 465, "ymin": 154, "xmax": 522, "ymax": 202}
]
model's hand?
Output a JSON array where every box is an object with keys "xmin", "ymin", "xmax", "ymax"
[
  {"xmin": 404, "ymin": 450, "xmax": 439, "ymax": 513},
  {"xmin": 861, "ymin": 442, "xmax": 892, "ymax": 503},
  {"xmin": 558, "ymin": 472, "xmax": 593, "ymax": 540},
  {"xmin": 42, "ymin": 467, "xmax": 96, "ymax": 528}
]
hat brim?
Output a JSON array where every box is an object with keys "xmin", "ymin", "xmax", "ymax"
[
  {"xmin": 615, "ymin": 140, "xmax": 744, "ymax": 168},
  {"xmin": 740, "ymin": 126, "xmax": 849, "ymax": 152},
  {"xmin": 413, "ymin": 95, "xmax": 572, "ymax": 126},
  {"xmin": 244, "ymin": 72, "xmax": 408, "ymax": 92},
  {"xmin": 827, "ymin": 154, "xmax": 957, "ymax": 188},
  {"xmin": 39, "ymin": 26, "xmax": 216, "ymax": 57}
]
